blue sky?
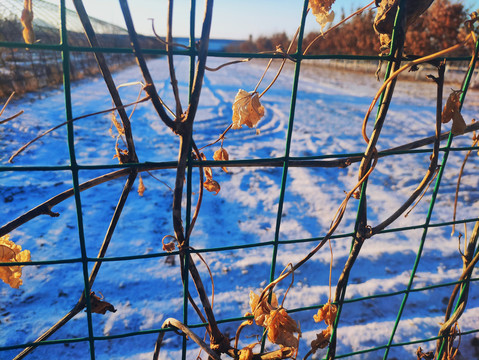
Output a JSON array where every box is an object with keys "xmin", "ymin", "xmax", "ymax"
[{"xmin": 63, "ymin": 0, "xmax": 478, "ymax": 40}]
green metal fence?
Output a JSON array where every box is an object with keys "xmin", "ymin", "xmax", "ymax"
[{"xmin": 1, "ymin": 1, "xmax": 479, "ymax": 359}]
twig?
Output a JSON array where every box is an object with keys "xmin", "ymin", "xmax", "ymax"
[
  {"xmin": 72, "ymin": 0, "xmax": 138, "ymax": 163},
  {"xmin": 205, "ymin": 58, "xmax": 252, "ymax": 71},
  {"xmin": 328, "ymin": 8, "xmax": 408, "ymax": 357},
  {"xmin": 118, "ymin": 0, "xmax": 176, "ymax": 130},
  {"xmin": 166, "ymin": 0, "xmax": 183, "ymax": 119},
  {"xmin": 186, "ymin": 142, "xmax": 205, "ymax": 241},
  {"xmin": 14, "ymin": 171, "xmax": 138, "ymax": 359},
  {"xmin": 451, "ymin": 138, "xmax": 479, "ymax": 235},
  {"xmin": 361, "ymin": 33, "xmax": 473, "ymax": 149},
  {"xmin": 153, "ymin": 318, "xmax": 222, "ymax": 360},
  {"xmin": 436, "ymin": 220, "xmax": 479, "ymax": 356},
  {"xmin": 83, "ymin": 171, "xmax": 138, "ymax": 294},
  {"xmin": 371, "ymin": 61, "xmax": 445, "ymax": 236},
  {"xmin": 13, "ymin": 301, "xmax": 86, "ymax": 360},
  {"xmin": 149, "ymin": 18, "xmax": 190, "ymax": 49},
  {"xmin": 199, "ymin": 123, "xmax": 233, "ymax": 151},
  {"xmin": 0, "ymin": 92, "xmax": 24, "ymax": 124},
  {"xmin": 0, "ymin": 110, "xmax": 23, "ymax": 125},
  {"xmin": 258, "ymin": 26, "xmax": 300, "ymax": 99},
  {"xmin": 404, "ymin": 167, "xmax": 439, "ymax": 218},
  {"xmin": 8, "ymin": 96, "xmax": 150, "ymax": 163}
]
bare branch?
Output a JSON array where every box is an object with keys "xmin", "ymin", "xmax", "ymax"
[
  {"xmin": 72, "ymin": 0, "xmax": 138, "ymax": 163},
  {"xmin": 118, "ymin": 0, "xmax": 176, "ymax": 129}
]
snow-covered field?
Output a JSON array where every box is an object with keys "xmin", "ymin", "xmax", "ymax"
[{"xmin": 1, "ymin": 55, "xmax": 479, "ymax": 360}]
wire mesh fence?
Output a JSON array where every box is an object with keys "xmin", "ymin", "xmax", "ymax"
[{"xmin": 1, "ymin": 1, "xmax": 479, "ymax": 360}]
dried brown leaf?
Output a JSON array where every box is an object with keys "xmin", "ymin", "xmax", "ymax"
[
  {"xmin": 442, "ymin": 90, "xmax": 462, "ymax": 124},
  {"xmin": 111, "ymin": 111, "xmax": 125, "ymax": 136},
  {"xmin": 204, "ymin": 178, "xmax": 220, "ymax": 195},
  {"xmin": 213, "ymin": 147, "xmax": 229, "ymax": 173},
  {"xmin": 311, "ymin": 327, "xmax": 332, "ymax": 352},
  {"xmin": 238, "ymin": 346, "xmax": 254, "ymax": 360},
  {"xmin": 21, "ymin": 0, "xmax": 35, "ymax": 44},
  {"xmin": 113, "ymin": 145, "xmax": 129, "ymax": 164},
  {"xmin": 451, "ymin": 111, "xmax": 467, "ymax": 135},
  {"xmin": 0, "ymin": 234, "xmax": 31, "ymax": 289},
  {"xmin": 249, "ymin": 290, "xmax": 278, "ymax": 327},
  {"xmin": 309, "ymin": 0, "xmax": 336, "ymax": 31},
  {"xmin": 313, "ymin": 301, "xmax": 337, "ymax": 326},
  {"xmin": 90, "ymin": 292, "xmax": 117, "ymax": 315},
  {"xmin": 137, "ymin": 175, "xmax": 146, "ymax": 196},
  {"xmin": 232, "ymin": 90, "xmax": 264, "ymax": 129},
  {"xmin": 265, "ymin": 308, "xmax": 300, "ymax": 348},
  {"xmin": 200, "ymin": 153, "xmax": 213, "ymax": 180},
  {"xmin": 416, "ymin": 346, "xmax": 434, "ymax": 359},
  {"xmin": 162, "ymin": 236, "xmax": 176, "ymax": 252},
  {"xmin": 249, "ymin": 291, "xmax": 300, "ymax": 348}
]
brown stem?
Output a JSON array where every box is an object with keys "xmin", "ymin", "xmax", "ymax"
[
  {"xmin": 328, "ymin": 7, "xmax": 408, "ymax": 357},
  {"xmin": 183, "ymin": 0, "xmax": 213, "ymax": 126},
  {"xmin": 118, "ymin": 0, "xmax": 176, "ymax": 129},
  {"xmin": 72, "ymin": 0, "xmax": 138, "ymax": 163},
  {"xmin": 437, "ymin": 221, "xmax": 479, "ymax": 355},
  {"xmin": 13, "ymin": 172, "xmax": 138, "ymax": 359},
  {"xmin": 166, "ymin": 0, "xmax": 183, "ymax": 118},
  {"xmin": 258, "ymin": 26, "xmax": 300, "ymax": 99},
  {"xmin": 13, "ymin": 301, "xmax": 86, "ymax": 360},
  {"xmin": 451, "ymin": 138, "xmax": 479, "ymax": 235},
  {"xmin": 83, "ymin": 171, "xmax": 138, "ymax": 296},
  {"xmin": 371, "ymin": 62, "xmax": 445, "ymax": 236},
  {"xmin": 186, "ymin": 142, "xmax": 204, "ymax": 241},
  {"xmin": 199, "ymin": 124, "xmax": 233, "ymax": 151},
  {"xmin": 8, "ymin": 96, "xmax": 150, "ymax": 163},
  {"xmin": 153, "ymin": 318, "xmax": 222, "ymax": 360},
  {"xmin": 149, "ymin": 18, "xmax": 190, "ymax": 49}
]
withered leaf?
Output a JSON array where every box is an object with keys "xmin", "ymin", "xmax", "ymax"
[
  {"xmin": 90, "ymin": 292, "xmax": 117, "ymax": 315},
  {"xmin": 21, "ymin": 0, "xmax": 35, "ymax": 44},
  {"xmin": 200, "ymin": 153, "xmax": 213, "ymax": 180},
  {"xmin": 232, "ymin": 90, "xmax": 265, "ymax": 129},
  {"xmin": 204, "ymin": 178, "xmax": 220, "ymax": 195},
  {"xmin": 110, "ymin": 111, "xmax": 125, "ymax": 136},
  {"xmin": 238, "ymin": 346, "xmax": 254, "ymax": 360},
  {"xmin": 113, "ymin": 145, "xmax": 129, "ymax": 164},
  {"xmin": 311, "ymin": 327, "xmax": 331, "ymax": 352},
  {"xmin": 0, "ymin": 234, "xmax": 31, "ymax": 289},
  {"xmin": 309, "ymin": 0, "xmax": 336, "ymax": 31},
  {"xmin": 162, "ymin": 235, "xmax": 177, "ymax": 252},
  {"xmin": 416, "ymin": 346, "xmax": 434, "ymax": 360},
  {"xmin": 451, "ymin": 111, "xmax": 466, "ymax": 135},
  {"xmin": 442, "ymin": 90, "xmax": 462, "ymax": 124},
  {"xmin": 213, "ymin": 147, "xmax": 229, "ymax": 173},
  {"xmin": 137, "ymin": 175, "xmax": 146, "ymax": 196},
  {"xmin": 265, "ymin": 308, "xmax": 300, "ymax": 348},
  {"xmin": 162, "ymin": 241, "xmax": 176, "ymax": 252},
  {"xmin": 442, "ymin": 90, "xmax": 466, "ymax": 135},
  {"xmin": 249, "ymin": 290, "xmax": 300, "ymax": 349},
  {"xmin": 313, "ymin": 301, "xmax": 337, "ymax": 326}
]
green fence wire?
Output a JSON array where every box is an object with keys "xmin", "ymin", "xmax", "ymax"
[{"xmin": 1, "ymin": 0, "xmax": 479, "ymax": 359}]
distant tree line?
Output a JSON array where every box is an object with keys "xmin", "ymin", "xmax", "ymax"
[{"xmin": 225, "ymin": 0, "xmax": 470, "ymax": 57}]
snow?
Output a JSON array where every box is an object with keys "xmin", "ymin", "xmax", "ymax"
[{"xmin": 1, "ymin": 55, "xmax": 479, "ymax": 359}]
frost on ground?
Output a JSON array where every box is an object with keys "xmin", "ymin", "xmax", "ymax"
[{"xmin": 0, "ymin": 56, "xmax": 478, "ymax": 359}]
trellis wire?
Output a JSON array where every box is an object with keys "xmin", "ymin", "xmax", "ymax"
[{"xmin": 0, "ymin": 0, "xmax": 479, "ymax": 359}]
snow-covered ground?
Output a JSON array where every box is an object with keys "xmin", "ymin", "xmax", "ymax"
[{"xmin": 1, "ymin": 55, "xmax": 479, "ymax": 360}]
